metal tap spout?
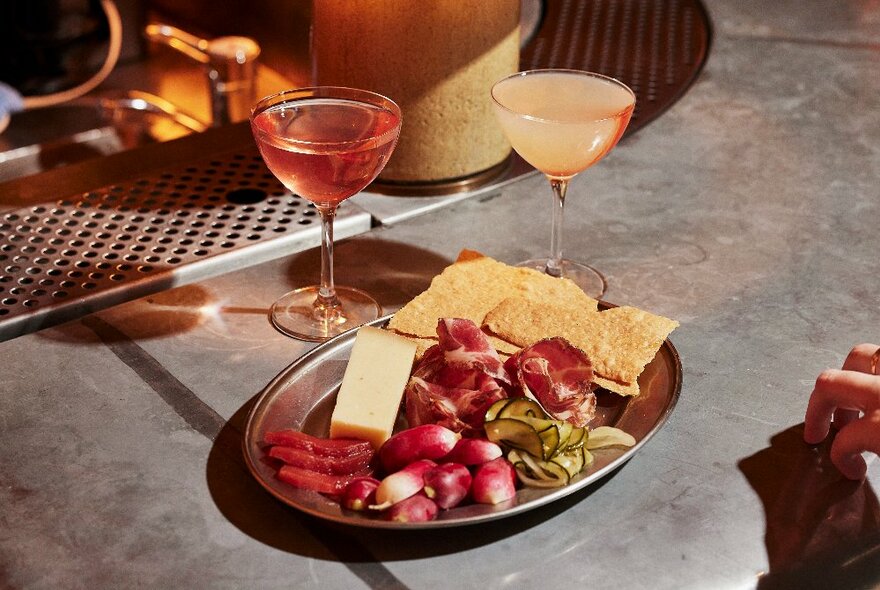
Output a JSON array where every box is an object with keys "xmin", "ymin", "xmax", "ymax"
[{"xmin": 145, "ymin": 24, "xmax": 261, "ymax": 126}]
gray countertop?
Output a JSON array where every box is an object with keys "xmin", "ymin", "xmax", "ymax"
[{"xmin": 3, "ymin": 1, "xmax": 880, "ymax": 588}]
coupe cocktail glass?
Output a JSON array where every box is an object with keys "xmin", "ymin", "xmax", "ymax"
[
  {"xmin": 251, "ymin": 87, "xmax": 402, "ymax": 341},
  {"xmin": 491, "ymin": 69, "xmax": 635, "ymax": 298}
]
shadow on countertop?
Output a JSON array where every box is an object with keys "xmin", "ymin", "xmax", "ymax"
[
  {"xmin": 277, "ymin": 237, "xmax": 456, "ymax": 315},
  {"xmin": 739, "ymin": 424, "xmax": 880, "ymax": 590}
]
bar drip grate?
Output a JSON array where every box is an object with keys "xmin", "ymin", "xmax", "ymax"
[
  {"xmin": 522, "ymin": 0, "xmax": 711, "ymax": 133},
  {"xmin": 0, "ymin": 148, "xmax": 371, "ymax": 340}
]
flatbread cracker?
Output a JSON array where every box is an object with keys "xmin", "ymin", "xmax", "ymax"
[
  {"xmin": 593, "ymin": 375, "xmax": 640, "ymax": 397},
  {"xmin": 484, "ymin": 297, "xmax": 678, "ymax": 396},
  {"xmin": 387, "ymin": 251, "xmax": 598, "ymax": 338}
]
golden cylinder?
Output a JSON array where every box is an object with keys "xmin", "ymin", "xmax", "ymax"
[{"xmin": 311, "ymin": 0, "xmax": 520, "ymax": 185}]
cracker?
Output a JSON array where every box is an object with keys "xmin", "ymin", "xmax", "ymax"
[
  {"xmin": 593, "ymin": 375, "xmax": 640, "ymax": 397},
  {"xmin": 387, "ymin": 250, "xmax": 598, "ymax": 338},
  {"xmin": 484, "ymin": 297, "xmax": 678, "ymax": 396}
]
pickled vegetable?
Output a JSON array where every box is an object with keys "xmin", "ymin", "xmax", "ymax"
[{"xmin": 482, "ymin": 396, "xmax": 634, "ymax": 489}]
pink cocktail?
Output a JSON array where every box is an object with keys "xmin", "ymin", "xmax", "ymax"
[{"xmin": 251, "ymin": 87, "xmax": 402, "ymax": 340}]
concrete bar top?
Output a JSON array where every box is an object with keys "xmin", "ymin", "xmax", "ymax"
[{"xmin": 3, "ymin": 1, "xmax": 880, "ymax": 588}]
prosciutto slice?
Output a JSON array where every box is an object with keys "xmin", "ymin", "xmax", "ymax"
[
  {"xmin": 404, "ymin": 319, "xmax": 510, "ymax": 436},
  {"xmin": 504, "ymin": 337, "xmax": 596, "ymax": 427},
  {"xmin": 406, "ymin": 373, "xmax": 506, "ymax": 435},
  {"xmin": 425, "ymin": 318, "xmax": 510, "ymax": 386}
]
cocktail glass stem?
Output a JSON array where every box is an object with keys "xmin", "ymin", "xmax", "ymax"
[
  {"xmin": 314, "ymin": 204, "xmax": 342, "ymax": 320},
  {"xmin": 546, "ymin": 177, "xmax": 569, "ymax": 278}
]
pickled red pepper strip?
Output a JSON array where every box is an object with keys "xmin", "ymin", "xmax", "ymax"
[
  {"xmin": 277, "ymin": 464, "xmax": 371, "ymax": 495},
  {"xmin": 264, "ymin": 429, "xmax": 373, "ymax": 457},
  {"xmin": 268, "ymin": 445, "xmax": 374, "ymax": 475}
]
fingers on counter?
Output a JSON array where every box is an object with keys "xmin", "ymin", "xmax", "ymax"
[
  {"xmin": 842, "ymin": 342, "xmax": 880, "ymax": 374},
  {"xmin": 804, "ymin": 369, "xmax": 880, "ymax": 441},
  {"xmin": 830, "ymin": 413, "xmax": 880, "ymax": 480},
  {"xmin": 803, "ymin": 344, "xmax": 880, "ymax": 479}
]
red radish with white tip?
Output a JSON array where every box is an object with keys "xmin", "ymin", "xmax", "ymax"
[
  {"xmin": 378, "ymin": 424, "xmax": 461, "ymax": 473},
  {"xmin": 423, "ymin": 463, "xmax": 472, "ymax": 509},
  {"xmin": 385, "ymin": 493, "xmax": 439, "ymax": 523},
  {"xmin": 440, "ymin": 438, "xmax": 502, "ymax": 465},
  {"xmin": 370, "ymin": 459, "xmax": 437, "ymax": 510},
  {"xmin": 471, "ymin": 457, "xmax": 517, "ymax": 505},
  {"xmin": 340, "ymin": 477, "xmax": 380, "ymax": 511}
]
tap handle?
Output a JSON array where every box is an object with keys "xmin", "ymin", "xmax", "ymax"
[
  {"xmin": 144, "ymin": 23, "xmax": 261, "ymax": 73},
  {"xmin": 144, "ymin": 23, "xmax": 211, "ymax": 65}
]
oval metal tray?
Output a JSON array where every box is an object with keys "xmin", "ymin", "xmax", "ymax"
[{"xmin": 243, "ymin": 313, "xmax": 682, "ymax": 529}]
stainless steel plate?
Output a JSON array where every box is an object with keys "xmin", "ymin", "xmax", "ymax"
[{"xmin": 243, "ymin": 312, "xmax": 682, "ymax": 529}]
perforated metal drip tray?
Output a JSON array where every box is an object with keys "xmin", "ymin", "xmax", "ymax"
[{"xmin": 0, "ymin": 148, "xmax": 371, "ymax": 341}]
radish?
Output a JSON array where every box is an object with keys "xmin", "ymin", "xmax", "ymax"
[
  {"xmin": 370, "ymin": 459, "xmax": 436, "ymax": 510},
  {"xmin": 378, "ymin": 424, "xmax": 461, "ymax": 473},
  {"xmin": 340, "ymin": 477, "xmax": 380, "ymax": 511},
  {"xmin": 385, "ymin": 493, "xmax": 439, "ymax": 523},
  {"xmin": 440, "ymin": 438, "xmax": 502, "ymax": 465},
  {"xmin": 471, "ymin": 457, "xmax": 517, "ymax": 505},
  {"xmin": 423, "ymin": 463, "xmax": 472, "ymax": 509}
]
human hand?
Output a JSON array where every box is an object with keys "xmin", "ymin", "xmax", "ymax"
[{"xmin": 804, "ymin": 343, "xmax": 880, "ymax": 480}]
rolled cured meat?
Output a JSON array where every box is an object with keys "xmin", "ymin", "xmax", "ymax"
[{"xmin": 504, "ymin": 338, "xmax": 596, "ymax": 427}]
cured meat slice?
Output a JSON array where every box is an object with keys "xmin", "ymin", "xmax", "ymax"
[
  {"xmin": 405, "ymin": 318, "xmax": 511, "ymax": 436},
  {"xmin": 405, "ymin": 373, "xmax": 507, "ymax": 437},
  {"xmin": 505, "ymin": 337, "xmax": 596, "ymax": 427},
  {"xmin": 431, "ymin": 318, "xmax": 511, "ymax": 386}
]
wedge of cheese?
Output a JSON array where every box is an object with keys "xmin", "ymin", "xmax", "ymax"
[{"xmin": 329, "ymin": 327, "xmax": 418, "ymax": 450}]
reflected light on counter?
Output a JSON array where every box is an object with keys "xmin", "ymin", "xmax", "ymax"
[{"xmin": 195, "ymin": 300, "xmax": 230, "ymax": 336}]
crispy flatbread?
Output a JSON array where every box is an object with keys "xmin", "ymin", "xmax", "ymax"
[
  {"xmin": 387, "ymin": 250, "xmax": 598, "ymax": 338},
  {"xmin": 483, "ymin": 297, "xmax": 679, "ymax": 396}
]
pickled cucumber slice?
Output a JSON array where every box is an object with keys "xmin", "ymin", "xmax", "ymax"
[
  {"xmin": 485, "ymin": 418, "xmax": 544, "ymax": 459},
  {"xmin": 565, "ymin": 427, "xmax": 587, "ymax": 450},
  {"xmin": 484, "ymin": 397, "xmax": 634, "ymax": 489},
  {"xmin": 551, "ymin": 446, "xmax": 585, "ymax": 477},
  {"xmin": 484, "ymin": 399, "xmax": 511, "ymax": 422},
  {"xmin": 537, "ymin": 425, "xmax": 560, "ymax": 460},
  {"xmin": 497, "ymin": 398, "xmax": 545, "ymax": 419},
  {"xmin": 509, "ymin": 449, "xmax": 570, "ymax": 487}
]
